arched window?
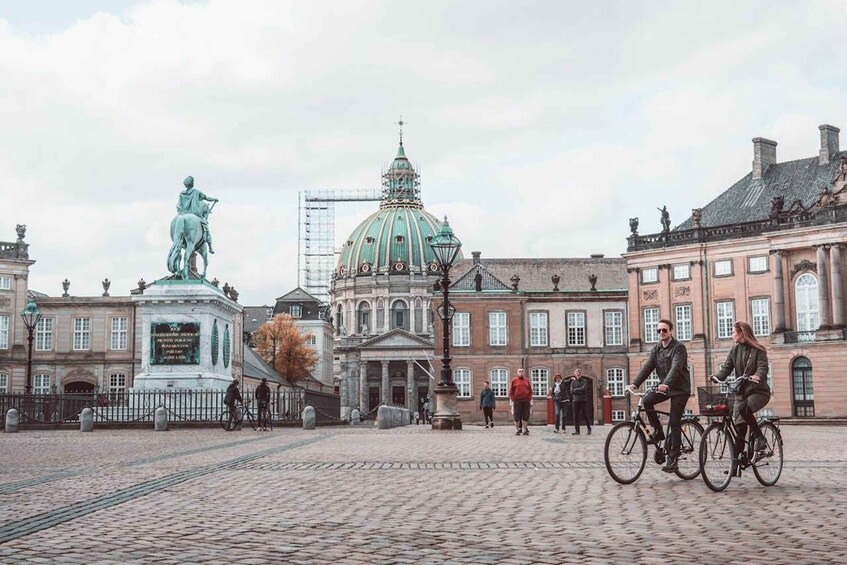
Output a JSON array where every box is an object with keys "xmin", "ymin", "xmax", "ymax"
[
  {"xmin": 792, "ymin": 356, "xmax": 814, "ymax": 417},
  {"xmin": 376, "ymin": 298, "xmax": 385, "ymax": 332},
  {"xmin": 336, "ymin": 304, "xmax": 344, "ymax": 335},
  {"xmin": 414, "ymin": 298, "xmax": 423, "ymax": 334},
  {"xmin": 391, "ymin": 299, "xmax": 409, "ymax": 331},
  {"xmin": 795, "ymin": 273, "xmax": 819, "ymax": 334},
  {"xmin": 357, "ymin": 301, "xmax": 371, "ymax": 334}
]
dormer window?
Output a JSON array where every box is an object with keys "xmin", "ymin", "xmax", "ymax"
[
  {"xmin": 291, "ymin": 305, "xmax": 302, "ymax": 318},
  {"xmin": 365, "ymin": 237, "xmax": 374, "ymax": 244},
  {"xmin": 265, "ymin": 308, "xmax": 273, "ymax": 320},
  {"xmin": 395, "ymin": 235, "xmax": 404, "ymax": 244}
]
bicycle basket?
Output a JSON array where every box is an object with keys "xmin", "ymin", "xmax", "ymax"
[{"xmin": 697, "ymin": 386, "xmax": 734, "ymax": 416}]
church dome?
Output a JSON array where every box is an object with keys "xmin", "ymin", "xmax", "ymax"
[{"xmin": 337, "ymin": 141, "xmax": 460, "ymax": 277}]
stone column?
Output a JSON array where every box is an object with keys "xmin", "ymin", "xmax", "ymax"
[
  {"xmin": 831, "ymin": 244, "xmax": 844, "ymax": 328},
  {"xmin": 771, "ymin": 250, "xmax": 786, "ymax": 332},
  {"xmin": 339, "ymin": 366, "xmax": 348, "ymax": 408},
  {"xmin": 407, "ymin": 360, "xmax": 415, "ymax": 409},
  {"xmin": 381, "ymin": 361, "xmax": 390, "ymax": 404},
  {"xmin": 359, "ymin": 361, "xmax": 368, "ymax": 411},
  {"xmin": 816, "ymin": 245, "xmax": 832, "ymax": 330}
]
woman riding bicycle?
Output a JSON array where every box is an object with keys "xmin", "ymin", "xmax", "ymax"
[{"xmin": 710, "ymin": 321, "xmax": 770, "ymax": 464}]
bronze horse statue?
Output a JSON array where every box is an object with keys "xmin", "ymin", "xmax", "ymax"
[{"xmin": 167, "ymin": 204, "xmax": 212, "ymax": 280}]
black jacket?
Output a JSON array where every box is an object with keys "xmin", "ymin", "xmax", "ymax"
[
  {"xmin": 256, "ymin": 383, "xmax": 271, "ymax": 403},
  {"xmin": 633, "ymin": 338, "xmax": 691, "ymax": 396},
  {"xmin": 570, "ymin": 377, "xmax": 588, "ymax": 402},
  {"xmin": 224, "ymin": 382, "xmax": 242, "ymax": 405},
  {"xmin": 479, "ymin": 387, "xmax": 496, "ymax": 408},
  {"xmin": 715, "ymin": 343, "xmax": 771, "ymax": 396}
]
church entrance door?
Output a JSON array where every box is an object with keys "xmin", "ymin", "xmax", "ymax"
[{"xmin": 392, "ymin": 386, "xmax": 405, "ymax": 406}]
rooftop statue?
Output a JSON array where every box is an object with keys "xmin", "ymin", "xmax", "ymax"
[
  {"xmin": 658, "ymin": 206, "xmax": 671, "ymax": 233},
  {"xmin": 167, "ymin": 176, "xmax": 219, "ymax": 280}
]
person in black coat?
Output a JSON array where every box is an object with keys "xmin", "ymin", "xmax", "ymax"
[
  {"xmin": 570, "ymin": 369, "xmax": 591, "ymax": 435},
  {"xmin": 549, "ymin": 374, "xmax": 569, "ymax": 433},
  {"xmin": 224, "ymin": 379, "xmax": 242, "ymax": 425}
]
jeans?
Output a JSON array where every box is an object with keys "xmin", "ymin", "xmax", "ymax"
[
  {"xmin": 482, "ymin": 406, "xmax": 494, "ymax": 426},
  {"xmin": 572, "ymin": 400, "xmax": 591, "ymax": 432},
  {"xmin": 553, "ymin": 401, "xmax": 567, "ymax": 430},
  {"xmin": 642, "ymin": 392, "xmax": 687, "ymax": 458}
]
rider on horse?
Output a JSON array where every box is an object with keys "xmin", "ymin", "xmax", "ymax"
[{"xmin": 177, "ymin": 176, "xmax": 218, "ymax": 253}]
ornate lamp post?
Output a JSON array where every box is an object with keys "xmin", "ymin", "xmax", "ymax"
[
  {"xmin": 20, "ymin": 299, "xmax": 42, "ymax": 394},
  {"xmin": 429, "ymin": 217, "xmax": 462, "ymax": 430}
]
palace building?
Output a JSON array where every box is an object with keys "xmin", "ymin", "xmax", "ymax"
[{"xmin": 624, "ymin": 123, "xmax": 847, "ymax": 419}]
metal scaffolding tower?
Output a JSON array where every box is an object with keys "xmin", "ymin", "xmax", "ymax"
[{"xmin": 298, "ymin": 189, "xmax": 382, "ymax": 303}]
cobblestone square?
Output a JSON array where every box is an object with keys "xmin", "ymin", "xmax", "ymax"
[{"xmin": 1, "ymin": 423, "xmax": 845, "ymax": 564}]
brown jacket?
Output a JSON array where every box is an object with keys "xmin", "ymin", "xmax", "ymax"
[{"xmin": 715, "ymin": 343, "xmax": 771, "ymax": 395}]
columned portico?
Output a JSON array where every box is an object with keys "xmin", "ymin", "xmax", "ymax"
[
  {"xmin": 816, "ymin": 245, "xmax": 832, "ymax": 330},
  {"xmin": 381, "ymin": 361, "xmax": 390, "ymax": 404},
  {"xmin": 406, "ymin": 360, "xmax": 415, "ymax": 408}
]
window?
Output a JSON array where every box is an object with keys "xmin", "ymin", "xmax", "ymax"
[
  {"xmin": 0, "ymin": 276, "xmax": 10, "ymax": 290},
  {"xmin": 357, "ymin": 301, "xmax": 371, "ymax": 333},
  {"xmin": 606, "ymin": 368, "xmax": 625, "ymax": 397},
  {"xmin": 795, "ymin": 274, "xmax": 819, "ymax": 332},
  {"xmin": 376, "ymin": 299, "xmax": 385, "ymax": 331},
  {"xmin": 33, "ymin": 374, "xmax": 50, "ymax": 395},
  {"xmin": 645, "ymin": 371, "xmax": 660, "ymax": 389},
  {"xmin": 414, "ymin": 299, "xmax": 423, "ymax": 334},
  {"xmin": 110, "ymin": 317, "xmax": 128, "ymax": 350},
  {"xmin": 672, "ymin": 264, "xmax": 690, "ymax": 280},
  {"xmin": 612, "ymin": 410, "xmax": 625, "ymax": 422},
  {"xmin": 604, "ymin": 311, "xmax": 623, "ymax": 346},
  {"xmin": 748, "ymin": 256, "xmax": 768, "ymax": 273},
  {"xmin": 0, "ymin": 373, "xmax": 7, "ymax": 393},
  {"xmin": 641, "ymin": 268, "xmax": 658, "ymax": 283},
  {"xmin": 675, "ymin": 305, "xmax": 692, "ymax": 341},
  {"xmin": 391, "ymin": 300, "xmax": 409, "ymax": 331},
  {"xmin": 751, "ymin": 298, "xmax": 770, "ymax": 337},
  {"xmin": 716, "ymin": 302, "xmax": 734, "ymax": 339},
  {"xmin": 529, "ymin": 312, "xmax": 548, "ymax": 347},
  {"xmin": 643, "ymin": 308, "xmax": 659, "ymax": 343},
  {"xmin": 452, "ymin": 312, "xmax": 470, "ymax": 347},
  {"xmin": 567, "ymin": 312, "xmax": 586, "ymax": 346},
  {"xmin": 489, "ymin": 312, "xmax": 507, "ymax": 346},
  {"xmin": 453, "ymin": 368, "xmax": 471, "ymax": 398},
  {"xmin": 714, "ymin": 259, "xmax": 733, "ymax": 276},
  {"xmin": 490, "ymin": 368, "xmax": 509, "ymax": 397},
  {"xmin": 0, "ymin": 315, "xmax": 8, "ymax": 349},
  {"xmin": 109, "ymin": 373, "xmax": 127, "ymax": 404},
  {"xmin": 36, "ymin": 318, "xmax": 53, "ymax": 351},
  {"xmin": 290, "ymin": 305, "xmax": 302, "ymax": 318},
  {"xmin": 265, "ymin": 308, "xmax": 273, "ymax": 320},
  {"xmin": 305, "ymin": 334, "xmax": 317, "ymax": 346},
  {"xmin": 73, "ymin": 317, "xmax": 91, "ymax": 350},
  {"xmin": 530, "ymin": 368, "xmax": 549, "ymax": 397}
]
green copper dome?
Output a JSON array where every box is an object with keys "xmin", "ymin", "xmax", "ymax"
[{"xmin": 336, "ymin": 141, "xmax": 461, "ymax": 277}]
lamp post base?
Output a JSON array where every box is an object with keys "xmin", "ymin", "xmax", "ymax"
[{"xmin": 431, "ymin": 384, "xmax": 462, "ymax": 430}]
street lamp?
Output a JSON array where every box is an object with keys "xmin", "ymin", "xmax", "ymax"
[
  {"xmin": 20, "ymin": 299, "xmax": 42, "ymax": 394},
  {"xmin": 429, "ymin": 217, "xmax": 462, "ymax": 430}
]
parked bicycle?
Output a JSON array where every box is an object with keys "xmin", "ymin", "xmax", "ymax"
[
  {"xmin": 257, "ymin": 402, "xmax": 273, "ymax": 432},
  {"xmin": 698, "ymin": 375, "xmax": 784, "ymax": 492},
  {"xmin": 604, "ymin": 386, "xmax": 704, "ymax": 484},
  {"xmin": 219, "ymin": 400, "xmax": 257, "ymax": 431}
]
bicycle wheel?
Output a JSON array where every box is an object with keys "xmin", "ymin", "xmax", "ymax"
[
  {"xmin": 244, "ymin": 409, "xmax": 257, "ymax": 431},
  {"xmin": 752, "ymin": 422, "xmax": 783, "ymax": 486},
  {"xmin": 219, "ymin": 410, "xmax": 235, "ymax": 431},
  {"xmin": 699, "ymin": 423, "xmax": 735, "ymax": 492},
  {"xmin": 604, "ymin": 422, "xmax": 647, "ymax": 485},
  {"xmin": 264, "ymin": 408, "xmax": 273, "ymax": 431},
  {"xmin": 675, "ymin": 420, "xmax": 704, "ymax": 480}
]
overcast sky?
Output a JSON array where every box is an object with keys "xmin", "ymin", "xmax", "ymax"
[{"xmin": 3, "ymin": 0, "xmax": 846, "ymax": 305}]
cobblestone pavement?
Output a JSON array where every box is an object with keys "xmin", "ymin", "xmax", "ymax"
[{"xmin": 1, "ymin": 422, "xmax": 846, "ymax": 564}]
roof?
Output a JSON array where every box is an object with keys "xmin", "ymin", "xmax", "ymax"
[
  {"xmin": 243, "ymin": 347, "xmax": 291, "ymax": 387},
  {"xmin": 275, "ymin": 287, "xmax": 321, "ymax": 303},
  {"xmin": 243, "ymin": 306, "xmax": 274, "ymax": 334},
  {"xmin": 677, "ymin": 152, "xmax": 843, "ymax": 230},
  {"xmin": 450, "ymin": 257, "xmax": 628, "ymax": 293}
]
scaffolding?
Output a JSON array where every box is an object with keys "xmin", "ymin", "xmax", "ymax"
[{"xmin": 298, "ymin": 189, "xmax": 383, "ymax": 303}]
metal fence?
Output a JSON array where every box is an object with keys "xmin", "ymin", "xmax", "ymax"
[{"xmin": 0, "ymin": 388, "xmax": 341, "ymax": 428}]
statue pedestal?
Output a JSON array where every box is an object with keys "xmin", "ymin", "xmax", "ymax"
[
  {"xmin": 132, "ymin": 279, "xmax": 242, "ymax": 391},
  {"xmin": 431, "ymin": 384, "xmax": 462, "ymax": 431}
]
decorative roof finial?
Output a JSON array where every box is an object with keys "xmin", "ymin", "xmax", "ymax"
[{"xmin": 396, "ymin": 116, "xmax": 406, "ymax": 146}]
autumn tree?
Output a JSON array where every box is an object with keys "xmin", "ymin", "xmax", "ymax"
[{"xmin": 253, "ymin": 314, "xmax": 318, "ymax": 385}]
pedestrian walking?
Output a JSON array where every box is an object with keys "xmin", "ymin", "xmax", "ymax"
[
  {"xmin": 509, "ymin": 368, "xmax": 533, "ymax": 435},
  {"xmin": 549, "ymin": 374, "xmax": 569, "ymax": 433},
  {"xmin": 570, "ymin": 369, "xmax": 592, "ymax": 435},
  {"xmin": 480, "ymin": 380, "xmax": 496, "ymax": 428}
]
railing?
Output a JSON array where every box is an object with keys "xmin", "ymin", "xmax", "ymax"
[
  {"xmin": 783, "ymin": 331, "xmax": 816, "ymax": 344},
  {"xmin": 0, "ymin": 388, "xmax": 339, "ymax": 427}
]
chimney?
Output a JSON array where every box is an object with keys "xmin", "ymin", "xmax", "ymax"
[
  {"xmin": 472, "ymin": 251, "xmax": 481, "ymax": 265},
  {"xmin": 819, "ymin": 124, "xmax": 840, "ymax": 165},
  {"xmin": 752, "ymin": 137, "xmax": 777, "ymax": 180}
]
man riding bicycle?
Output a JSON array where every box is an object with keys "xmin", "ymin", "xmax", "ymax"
[
  {"xmin": 224, "ymin": 378, "xmax": 242, "ymax": 426},
  {"xmin": 627, "ymin": 319, "xmax": 691, "ymax": 473},
  {"xmin": 256, "ymin": 377, "xmax": 271, "ymax": 430}
]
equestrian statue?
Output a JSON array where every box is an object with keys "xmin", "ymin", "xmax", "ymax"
[{"xmin": 167, "ymin": 176, "xmax": 218, "ymax": 280}]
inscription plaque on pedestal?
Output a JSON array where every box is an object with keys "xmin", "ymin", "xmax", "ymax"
[{"xmin": 150, "ymin": 322, "xmax": 201, "ymax": 365}]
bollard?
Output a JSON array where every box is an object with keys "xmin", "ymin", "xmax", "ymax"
[
  {"xmin": 5, "ymin": 408, "xmax": 19, "ymax": 433},
  {"xmin": 391, "ymin": 407, "xmax": 401, "ymax": 428},
  {"xmin": 350, "ymin": 409, "xmax": 362, "ymax": 426},
  {"xmin": 377, "ymin": 405, "xmax": 391, "ymax": 429},
  {"xmin": 154, "ymin": 406, "xmax": 168, "ymax": 431},
  {"xmin": 80, "ymin": 407, "xmax": 94, "ymax": 432},
  {"xmin": 302, "ymin": 405, "xmax": 316, "ymax": 430}
]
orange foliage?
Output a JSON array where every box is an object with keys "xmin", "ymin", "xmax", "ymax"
[{"xmin": 253, "ymin": 314, "xmax": 318, "ymax": 385}]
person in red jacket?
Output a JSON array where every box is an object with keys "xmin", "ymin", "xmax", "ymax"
[{"xmin": 509, "ymin": 368, "xmax": 533, "ymax": 436}]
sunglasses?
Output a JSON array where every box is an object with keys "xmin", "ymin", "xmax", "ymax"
[{"xmin": 657, "ymin": 328, "xmax": 670, "ymax": 334}]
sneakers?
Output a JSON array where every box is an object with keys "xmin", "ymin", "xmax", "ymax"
[
  {"xmin": 515, "ymin": 430, "xmax": 522, "ymax": 436},
  {"xmin": 587, "ymin": 428, "xmax": 592, "ymax": 435},
  {"xmin": 645, "ymin": 431, "xmax": 665, "ymax": 445},
  {"xmin": 484, "ymin": 424, "xmax": 490, "ymax": 429},
  {"xmin": 572, "ymin": 431, "xmax": 580, "ymax": 435},
  {"xmin": 523, "ymin": 430, "xmax": 529, "ymax": 436},
  {"xmin": 661, "ymin": 457, "xmax": 678, "ymax": 472},
  {"xmin": 553, "ymin": 429, "xmax": 559, "ymax": 433}
]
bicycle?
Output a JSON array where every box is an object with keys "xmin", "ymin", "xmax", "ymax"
[
  {"xmin": 604, "ymin": 386, "xmax": 704, "ymax": 484},
  {"xmin": 219, "ymin": 400, "xmax": 257, "ymax": 431},
  {"xmin": 256, "ymin": 402, "xmax": 273, "ymax": 431},
  {"xmin": 697, "ymin": 375, "xmax": 784, "ymax": 492}
]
